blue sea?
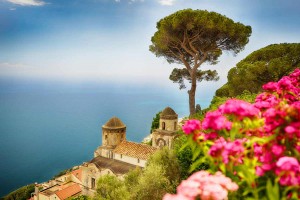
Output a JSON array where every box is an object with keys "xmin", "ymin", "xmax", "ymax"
[{"xmin": 0, "ymin": 78, "xmax": 214, "ymax": 197}]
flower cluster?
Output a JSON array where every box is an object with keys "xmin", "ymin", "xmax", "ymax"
[
  {"xmin": 170, "ymin": 68, "xmax": 300, "ymax": 199},
  {"xmin": 209, "ymin": 137, "xmax": 246, "ymax": 165},
  {"xmin": 182, "ymin": 119, "xmax": 201, "ymax": 134},
  {"xmin": 163, "ymin": 171, "xmax": 238, "ymax": 200},
  {"xmin": 276, "ymin": 157, "xmax": 300, "ymax": 186}
]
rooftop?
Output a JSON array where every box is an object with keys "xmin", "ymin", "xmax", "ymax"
[
  {"xmin": 70, "ymin": 168, "xmax": 82, "ymax": 182},
  {"xmin": 55, "ymin": 183, "xmax": 81, "ymax": 200},
  {"xmin": 90, "ymin": 156, "xmax": 137, "ymax": 174},
  {"xmin": 160, "ymin": 107, "xmax": 178, "ymax": 120},
  {"xmin": 102, "ymin": 117, "xmax": 126, "ymax": 129},
  {"xmin": 40, "ymin": 182, "xmax": 81, "ymax": 199},
  {"xmin": 113, "ymin": 140, "xmax": 158, "ymax": 160}
]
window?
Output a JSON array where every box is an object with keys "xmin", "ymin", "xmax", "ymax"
[
  {"xmin": 162, "ymin": 122, "xmax": 166, "ymax": 130},
  {"xmin": 174, "ymin": 122, "xmax": 177, "ymax": 130},
  {"xmin": 120, "ymin": 154, "xmax": 122, "ymax": 159},
  {"xmin": 105, "ymin": 135, "xmax": 108, "ymax": 139},
  {"xmin": 137, "ymin": 159, "xmax": 140, "ymax": 163},
  {"xmin": 91, "ymin": 178, "xmax": 96, "ymax": 189}
]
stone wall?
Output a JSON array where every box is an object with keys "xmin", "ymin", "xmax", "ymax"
[
  {"xmin": 159, "ymin": 119, "xmax": 177, "ymax": 131},
  {"xmin": 114, "ymin": 153, "xmax": 146, "ymax": 167}
]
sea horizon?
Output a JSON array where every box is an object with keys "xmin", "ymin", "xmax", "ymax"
[{"xmin": 0, "ymin": 78, "xmax": 214, "ymax": 197}]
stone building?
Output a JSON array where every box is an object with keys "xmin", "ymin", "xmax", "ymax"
[
  {"xmin": 78, "ymin": 116, "xmax": 158, "ymax": 196},
  {"xmin": 152, "ymin": 107, "xmax": 179, "ymax": 149},
  {"xmin": 33, "ymin": 108, "xmax": 178, "ymax": 198}
]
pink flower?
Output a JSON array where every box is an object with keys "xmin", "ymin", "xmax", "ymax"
[
  {"xmin": 278, "ymin": 76, "xmax": 294, "ymax": 90},
  {"xmin": 262, "ymin": 82, "xmax": 278, "ymax": 92},
  {"xmin": 204, "ymin": 132, "xmax": 218, "ymax": 141},
  {"xmin": 208, "ymin": 137, "xmax": 227, "ymax": 158},
  {"xmin": 177, "ymin": 180, "xmax": 201, "ymax": 198},
  {"xmin": 182, "ymin": 120, "xmax": 201, "ymax": 134},
  {"xmin": 285, "ymin": 122, "xmax": 300, "ymax": 138},
  {"xmin": 271, "ymin": 144, "xmax": 285, "ymax": 156},
  {"xmin": 163, "ymin": 194, "xmax": 192, "ymax": 200},
  {"xmin": 218, "ymin": 99, "xmax": 259, "ymax": 119},
  {"xmin": 254, "ymin": 93, "xmax": 279, "ymax": 109},
  {"xmin": 165, "ymin": 171, "xmax": 238, "ymax": 200},
  {"xmin": 276, "ymin": 157, "xmax": 300, "ymax": 186},
  {"xmin": 202, "ymin": 111, "xmax": 232, "ymax": 130},
  {"xmin": 290, "ymin": 68, "xmax": 300, "ymax": 78},
  {"xmin": 276, "ymin": 157, "xmax": 299, "ymax": 171},
  {"xmin": 256, "ymin": 166, "xmax": 265, "ymax": 176}
]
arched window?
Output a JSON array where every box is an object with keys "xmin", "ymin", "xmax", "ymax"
[{"xmin": 162, "ymin": 122, "xmax": 166, "ymax": 130}]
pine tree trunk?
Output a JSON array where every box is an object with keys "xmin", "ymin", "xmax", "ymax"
[{"xmin": 188, "ymin": 74, "xmax": 197, "ymax": 116}]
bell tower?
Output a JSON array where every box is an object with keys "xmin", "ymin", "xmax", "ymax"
[
  {"xmin": 94, "ymin": 117, "xmax": 126, "ymax": 158},
  {"xmin": 152, "ymin": 107, "xmax": 178, "ymax": 149}
]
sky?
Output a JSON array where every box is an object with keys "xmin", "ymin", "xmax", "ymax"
[{"xmin": 0, "ymin": 0, "xmax": 300, "ymax": 89}]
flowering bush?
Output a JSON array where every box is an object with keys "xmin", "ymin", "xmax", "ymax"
[{"xmin": 165, "ymin": 68, "xmax": 300, "ymax": 200}]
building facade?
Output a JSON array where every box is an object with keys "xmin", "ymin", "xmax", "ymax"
[{"xmin": 152, "ymin": 107, "xmax": 179, "ymax": 149}]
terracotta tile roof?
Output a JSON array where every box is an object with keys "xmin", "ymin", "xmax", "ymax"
[
  {"xmin": 71, "ymin": 168, "xmax": 82, "ymax": 182},
  {"xmin": 55, "ymin": 183, "xmax": 81, "ymax": 200},
  {"xmin": 113, "ymin": 141, "xmax": 158, "ymax": 160},
  {"xmin": 90, "ymin": 156, "xmax": 137, "ymax": 174}
]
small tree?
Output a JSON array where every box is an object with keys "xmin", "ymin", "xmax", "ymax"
[
  {"xmin": 94, "ymin": 175, "xmax": 129, "ymax": 200},
  {"xmin": 147, "ymin": 147, "xmax": 181, "ymax": 191},
  {"xmin": 130, "ymin": 164, "xmax": 172, "ymax": 200},
  {"xmin": 150, "ymin": 9, "xmax": 251, "ymax": 115},
  {"xmin": 150, "ymin": 111, "xmax": 161, "ymax": 133},
  {"xmin": 124, "ymin": 167, "xmax": 142, "ymax": 192}
]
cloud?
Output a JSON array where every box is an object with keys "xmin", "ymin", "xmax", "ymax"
[
  {"xmin": 0, "ymin": 62, "xmax": 27, "ymax": 68},
  {"xmin": 9, "ymin": 7, "xmax": 16, "ymax": 10},
  {"xmin": 158, "ymin": 0, "xmax": 175, "ymax": 6},
  {"xmin": 6, "ymin": 0, "xmax": 46, "ymax": 6}
]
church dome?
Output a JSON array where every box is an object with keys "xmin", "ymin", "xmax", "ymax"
[
  {"xmin": 103, "ymin": 117, "xmax": 126, "ymax": 129},
  {"xmin": 160, "ymin": 107, "xmax": 178, "ymax": 120}
]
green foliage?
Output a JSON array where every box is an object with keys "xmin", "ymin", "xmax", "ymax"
[
  {"xmin": 150, "ymin": 111, "xmax": 161, "ymax": 133},
  {"xmin": 68, "ymin": 195, "xmax": 90, "ymax": 200},
  {"xmin": 150, "ymin": 9, "xmax": 251, "ymax": 66},
  {"xmin": 147, "ymin": 147, "xmax": 181, "ymax": 188},
  {"xmin": 169, "ymin": 68, "xmax": 219, "ymax": 90},
  {"xmin": 94, "ymin": 175, "xmax": 129, "ymax": 200},
  {"xmin": 150, "ymin": 9, "xmax": 251, "ymax": 115},
  {"xmin": 123, "ymin": 167, "xmax": 142, "ymax": 192},
  {"xmin": 210, "ymin": 90, "xmax": 257, "ymax": 111},
  {"xmin": 3, "ymin": 184, "xmax": 34, "ymax": 200},
  {"xmin": 216, "ymin": 43, "xmax": 300, "ymax": 97},
  {"xmin": 173, "ymin": 133, "xmax": 209, "ymax": 180},
  {"xmin": 130, "ymin": 164, "xmax": 172, "ymax": 200},
  {"xmin": 124, "ymin": 148, "xmax": 181, "ymax": 199}
]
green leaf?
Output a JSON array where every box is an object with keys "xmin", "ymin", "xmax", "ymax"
[{"xmin": 266, "ymin": 179, "xmax": 279, "ymax": 200}]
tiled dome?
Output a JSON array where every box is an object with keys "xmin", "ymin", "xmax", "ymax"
[
  {"xmin": 160, "ymin": 107, "xmax": 178, "ymax": 120},
  {"xmin": 103, "ymin": 117, "xmax": 126, "ymax": 128}
]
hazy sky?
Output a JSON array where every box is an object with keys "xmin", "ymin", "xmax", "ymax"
[{"xmin": 0, "ymin": 0, "xmax": 300, "ymax": 88}]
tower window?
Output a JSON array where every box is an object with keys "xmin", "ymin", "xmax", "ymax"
[
  {"xmin": 162, "ymin": 122, "xmax": 166, "ymax": 130},
  {"xmin": 174, "ymin": 122, "xmax": 177, "ymax": 130},
  {"xmin": 91, "ymin": 178, "xmax": 96, "ymax": 189},
  {"xmin": 137, "ymin": 159, "xmax": 140, "ymax": 163},
  {"xmin": 120, "ymin": 154, "xmax": 123, "ymax": 159},
  {"xmin": 105, "ymin": 135, "xmax": 108, "ymax": 139}
]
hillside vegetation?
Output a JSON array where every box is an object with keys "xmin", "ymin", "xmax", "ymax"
[
  {"xmin": 2, "ymin": 184, "xmax": 34, "ymax": 200},
  {"xmin": 215, "ymin": 43, "xmax": 300, "ymax": 98}
]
